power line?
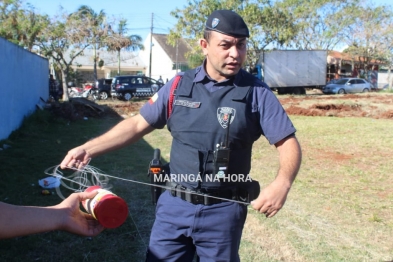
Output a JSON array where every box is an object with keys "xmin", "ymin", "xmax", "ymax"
[
  {"xmin": 154, "ymin": 14, "xmax": 176, "ymax": 27},
  {"xmin": 128, "ymin": 27, "xmax": 151, "ymax": 31},
  {"xmin": 121, "ymin": 12, "xmax": 176, "ymax": 37}
]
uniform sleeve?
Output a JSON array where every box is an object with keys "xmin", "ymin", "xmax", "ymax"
[
  {"xmin": 253, "ymin": 84, "xmax": 297, "ymax": 145},
  {"xmin": 139, "ymin": 79, "xmax": 173, "ymax": 129}
]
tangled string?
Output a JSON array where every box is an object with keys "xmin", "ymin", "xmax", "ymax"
[{"xmin": 44, "ymin": 165, "xmax": 112, "ymax": 199}]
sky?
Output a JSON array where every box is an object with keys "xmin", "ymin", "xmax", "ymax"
[
  {"xmin": 24, "ymin": 0, "xmax": 184, "ymax": 42},
  {"xmin": 25, "ymin": 0, "xmax": 393, "ymax": 43}
]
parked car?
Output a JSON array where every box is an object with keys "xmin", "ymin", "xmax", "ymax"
[
  {"xmin": 111, "ymin": 75, "xmax": 164, "ymax": 101},
  {"xmin": 326, "ymin": 79, "xmax": 339, "ymax": 85},
  {"xmin": 93, "ymin": 78, "xmax": 113, "ymax": 100},
  {"xmin": 322, "ymin": 78, "xmax": 372, "ymax": 94}
]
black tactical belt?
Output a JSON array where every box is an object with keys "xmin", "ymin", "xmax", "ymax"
[{"xmin": 166, "ymin": 182, "xmax": 241, "ymax": 205}]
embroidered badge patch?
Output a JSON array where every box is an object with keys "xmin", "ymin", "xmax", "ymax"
[
  {"xmin": 212, "ymin": 18, "xmax": 220, "ymax": 28},
  {"xmin": 174, "ymin": 100, "xmax": 201, "ymax": 109},
  {"xmin": 217, "ymin": 107, "xmax": 236, "ymax": 128}
]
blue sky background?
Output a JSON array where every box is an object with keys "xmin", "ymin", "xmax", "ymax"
[
  {"xmin": 25, "ymin": 0, "xmax": 183, "ymax": 41},
  {"xmin": 25, "ymin": 0, "xmax": 393, "ymax": 43}
]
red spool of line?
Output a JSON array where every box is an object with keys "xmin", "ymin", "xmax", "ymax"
[{"xmin": 82, "ymin": 185, "xmax": 129, "ymax": 229}]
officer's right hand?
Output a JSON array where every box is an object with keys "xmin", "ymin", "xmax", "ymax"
[{"xmin": 60, "ymin": 147, "xmax": 91, "ymax": 169}]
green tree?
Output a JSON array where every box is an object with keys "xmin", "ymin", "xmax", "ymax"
[
  {"xmin": 0, "ymin": 0, "xmax": 48, "ymax": 51},
  {"xmin": 72, "ymin": 5, "xmax": 108, "ymax": 83},
  {"xmin": 167, "ymin": 0, "xmax": 297, "ymax": 69},
  {"xmin": 18, "ymin": 7, "xmax": 49, "ymax": 51},
  {"xmin": 36, "ymin": 11, "xmax": 91, "ymax": 102},
  {"xmin": 243, "ymin": 0, "xmax": 297, "ymax": 67},
  {"xmin": 342, "ymin": 3, "xmax": 391, "ymax": 81},
  {"xmin": 278, "ymin": 0, "xmax": 358, "ymax": 50},
  {"xmin": 106, "ymin": 18, "xmax": 144, "ymax": 75},
  {"xmin": 0, "ymin": 0, "xmax": 23, "ymax": 44}
]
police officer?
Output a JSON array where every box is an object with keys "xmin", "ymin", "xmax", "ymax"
[
  {"xmin": 49, "ymin": 74, "xmax": 59, "ymax": 101},
  {"xmin": 60, "ymin": 10, "xmax": 301, "ymax": 262}
]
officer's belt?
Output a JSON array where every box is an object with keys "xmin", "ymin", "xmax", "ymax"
[{"xmin": 166, "ymin": 182, "xmax": 245, "ymax": 205}]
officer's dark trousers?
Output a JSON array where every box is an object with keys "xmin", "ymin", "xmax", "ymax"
[{"xmin": 146, "ymin": 190, "xmax": 248, "ymax": 262}]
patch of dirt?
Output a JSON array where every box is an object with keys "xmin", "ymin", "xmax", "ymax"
[
  {"xmin": 47, "ymin": 98, "xmax": 147, "ymax": 121},
  {"xmin": 48, "ymin": 99, "xmax": 106, "ymax": 121},
  {"xmin": 380, "ymin": 110, "xmax": 393, "ymax": 119},
  {"xmin": 279, "ymin": 92, "xmax": 393, "ymax": 119},
  {"xmin": 106, "ymin": 101, "xmax": 146, "ymax": 117},
  {"xmin": 285, "ymin": 103, "xmax": 368, "ymax": 118},
  {"xmin": 49, "ymin": 93, "xmax": 393, "ymax": 121}
]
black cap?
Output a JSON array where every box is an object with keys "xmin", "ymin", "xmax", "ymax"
[{"xmin": 205, "ymin": 10, "xmax": 249, "ymax": 38}]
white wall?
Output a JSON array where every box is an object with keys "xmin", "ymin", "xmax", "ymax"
[
  {"xmin": 0, "ymin": 37, "xmax": 49, "ymax": 140},
  {"xmin": 140, "ymin": 34, "xmax": 179, "ymax": 83},
  {"xmin": 378, "ymin": 72, "xmax": 393, "ymax": 88}
]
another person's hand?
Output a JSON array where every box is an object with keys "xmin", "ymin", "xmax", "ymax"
[
  {"xmin": 60, "ymin": 147, "xmax": 91, "ymax": 169},
  {"xmin": 0, "ymin": 189, "xmax": 105, "ymax": 239},
  {"xmin": 55, "ymin": 191, "xmax": 105, "ymax": 236},
  {"xmin": 250, "ymin": 179, "xmax": 291, "ymax": 218}
]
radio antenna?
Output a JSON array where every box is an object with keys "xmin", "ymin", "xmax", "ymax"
[{"xmin": 225, "ymin": 113, "xmax": 232, "ymax": 148}]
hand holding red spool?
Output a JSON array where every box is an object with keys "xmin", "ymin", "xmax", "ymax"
[{"xmin": 82, "ymin": 186, "xmax": 128, "ymax": 229}]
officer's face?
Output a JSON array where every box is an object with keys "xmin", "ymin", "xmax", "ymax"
[{"xmin": 200, "ymin": 31, "xmax": 247, "ymax": 82}]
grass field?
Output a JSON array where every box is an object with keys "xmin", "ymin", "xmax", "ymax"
[{"xmin": 0, "ymin": 97, "xmax": 392, "ymax": 261}]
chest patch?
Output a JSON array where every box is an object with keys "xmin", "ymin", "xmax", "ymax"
[
  {"xmin": 217, "ymin": 107, "xmax": 236, "ymax": 128},
  {"xmin": 174, "ymin": 99, "xmax": 201, "ymax": 108}
]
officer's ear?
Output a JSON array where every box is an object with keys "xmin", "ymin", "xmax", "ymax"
[{"xmin": 199, "ymin": 38, "xmax": 209, "ymax": 56}]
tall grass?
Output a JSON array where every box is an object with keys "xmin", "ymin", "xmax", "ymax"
[{"xmin": 0, "ymin": 108, "xmax": 392, "ymax": 261}]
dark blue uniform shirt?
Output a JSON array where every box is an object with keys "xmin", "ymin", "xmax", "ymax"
[{"xmin": 140, "ymin": 64, "xmax": 296, "ymax": 145}]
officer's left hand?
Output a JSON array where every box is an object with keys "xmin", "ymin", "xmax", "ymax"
[{"xmin": 250, "ymin": 178, "xmax": 291, "ymax": 218}]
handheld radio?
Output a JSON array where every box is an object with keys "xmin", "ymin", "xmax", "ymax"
[
  {"xmin": 213, "ymin": 113, "xmax": 232, "ymax": 179},
  {"xmin": 148, "ymin": 148, "xmax": 164, "ymax": 205}
]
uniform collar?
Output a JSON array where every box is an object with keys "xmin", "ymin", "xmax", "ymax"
[
  {"xmin": 194, "ymin": 60, "xmax": 235, "ymax": 86},
  {"xmin": 233, "ymin": 69, "xmax": 247, "ymax": 87}
]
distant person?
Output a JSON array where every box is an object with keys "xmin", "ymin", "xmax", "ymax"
[
  {"xmin": 56, "ymin": 80, "xmax": 63, "ymax": 100},
  {"xmin": 0, "ymin": 190, "xmax": 104, "ymax": 239},
  {"xmin": 49, "ymin": 74, "xmax": 59, "ymax": 101},
  {"xmin": 157, "ymin": 76, "xmax": 164, "ymax": 84}
]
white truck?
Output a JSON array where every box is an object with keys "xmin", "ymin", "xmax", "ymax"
[{"xmin": 254, "ymin": 50, "xmax": 327, "ymax": 94}]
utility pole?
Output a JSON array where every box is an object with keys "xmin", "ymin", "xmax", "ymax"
[{"xmin": 149, "ymin": 13, "xmax": 153, "ymax": 78}]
